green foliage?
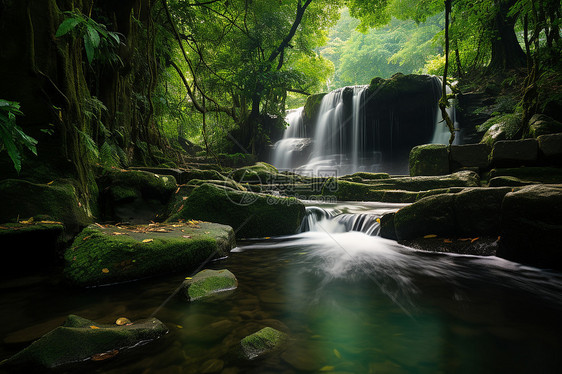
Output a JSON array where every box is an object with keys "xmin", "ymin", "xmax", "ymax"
[
  {"xmin": 0, "ymin": 99, "xmax": 37, "ymax": 173},
  {"xmin": 56, "ymin": 11, "xmax": 122, "ymax": 65}
]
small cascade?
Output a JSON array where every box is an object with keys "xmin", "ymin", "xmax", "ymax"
[
  {"xmin": 271, "ymin": 107, "xmax": 308, "ymax": 170},
  {"xmin": 300, "ymin": 206, "xmax": 381, "ymax": 236}
]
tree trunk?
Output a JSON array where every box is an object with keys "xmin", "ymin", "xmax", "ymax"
[{"xmin": 488, "ymin": 0, "xmax": 526, "ymax": 71}]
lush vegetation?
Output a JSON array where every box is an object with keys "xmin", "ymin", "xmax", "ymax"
[{"xmin": 0, "ymin": 0, "xmax": 560, "ymax": 180}]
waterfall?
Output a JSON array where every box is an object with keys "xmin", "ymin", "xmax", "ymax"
[
  {"xmin": 271, "ymin": 107, "xmax": 307, "ymax": 170},
  {"xmin": 300, "ymin": 206, "xmax": 381, "ymax": 236}
]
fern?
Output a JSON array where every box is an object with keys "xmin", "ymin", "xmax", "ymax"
[
  {"xmin": 0, "ymin": 99, "xmax": 37, "ymax": 173},
  {"xmin": 99, "ymin": 141, "xmax": 122, "ymax": 168},
  {"xmin": 77, "ymin": 128, "xmax": 99, "ymax": 163}
]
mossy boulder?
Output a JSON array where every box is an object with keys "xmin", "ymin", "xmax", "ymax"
[
  {"xmin": 537, "ymin": 133, "xmax": 562, "ymax": 165},
  {"xmin": 489, "ymin": 167, "xmax": 562, "ymax": 184},
  {"xmin": 488, "ymin": 176, "xmax": 539, "ymax": 187},
  {"xmin": 240, "ymin": 327, "xmax": 287, "ymax": 360},
  {"xmin": 0, "ymin": 221, "xmax": 64, "ymax": 276},
  {"xmin": 230, "ymin": 162, "xmax": 281, "ymax": 185},
  {"xmin": 97, "ymin": 168, "xmax": 177, "ymax": 223},
  {"xmin": 303, "ymin": 93, "xmax": 327, "ymax": 124},
  {"xmin": 528, "ymin": 114, "xmax": 562, "ymax": 138},
  {"xmin": 181, "ymin": 269, "xmax": 238, "ymax": 301},
  {"xmin": 340, "ymin": 172, "xmax": 390, "ymax": 182},
  {"xmin": 181, "ymin": 169, "xmax": 228, "ymax": 184},
  {"xmin": 498, "ymin": 185, "xmax": 562, "ymax": 269},
  {"xmin": 64, "ymin": 222, "xmax": 235, "ymax": 287},
  {"xmin": 379, "ymin": 213, "xmax": 397, "ymax": 240},
  {"xmin": 393, "ymin": 187, "xmax": 513, "ymax": 240},
  {"xmin": 0, "ymin": 179, "xmax": 92, "ymax": 236},
  {"xmin": 168, "ymin": 183, "xmax": 305, "ymax": 238},
  {"xmin": 0, "ymin": 314, "xmax": 168, "ymax": 370},
  {"xmin": 449, "ymin": 143, "xmax": 491, "ymax": 171},
  {"xmin": 409, "ymin": 144, "xmax": 449, "ymax": 176}
]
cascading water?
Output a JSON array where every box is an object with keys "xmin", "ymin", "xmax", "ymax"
[
  {"xmin": 430, "ymin": 76, "xmax": 460, "ymax": 145},
  {"xmin": 271, "ymin": 75, "xmax": 460, "ymax": 175}
]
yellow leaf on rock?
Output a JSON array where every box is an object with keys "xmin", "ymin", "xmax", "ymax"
[
  {"xmin": 102, "ymin": 268, "xmax": 109, "ymax": 273},
  {"xmin": 142, "ymin": 239, "xmax": 154, "ymax": 243},
  {"xmin": 185, "ymin": 277, "xmax": 192, "ymax": 280},
  {"xmin": 471, "ymin": 237, "xmax": 480, "ymax": 243},
  {"xmin": 115, "ymin": 317, "xmax": 131, "ymax": 326},
  {"xmin": 376, "ymin": 218, "xmax": 381, "ymax": 224},
  {"xmin": 47, "ymin": 181, "xmax": 54, "ymax": 185},
  {"xmin": 443, "ymin": 239, "xmax": 453, "ymax": 243},
  {"xmin": 90, "ymin": 325, "xmax": 100, "ymax": 329},
  {"xmin": 423, "ymin": 234, "xmax": 437, "ymax": 239}
]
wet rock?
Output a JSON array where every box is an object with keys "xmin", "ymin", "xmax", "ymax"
[
  {"xmin": 528, "ymin": 114, "xmax": 562, "ymax": 138},
  {"xmin": 449, "ymin": 143, "xmax": 491, "ymax": 171},
  {"xmin": 240, "ymin": 327, "xmax": 287, "ymax": 360},
  {"xmin": 393, "ymin": 187, "xmax": 513, "ymax": 240},
  {"xmin": 97, "ymin": 168, "xmax": 177, "ymax": 223},
  {"xmin": 409, "ymin": 144, "xmax": 449, "ymax": 176},
  {"xmin": 490, "ymin": 139, "xmax": 538, "ymax": 167},
  {"xmin": 181, "ymin": 269, "xmax": 238, "ymax": 301},
  {"xmin": 537, "ymin": 133, "xmax": 562, "ymax": 165},
  {"xmin": 498, "ymin": 184, "xmax": 562, "ymax": 269},
  {"xmin": 481, "ymin": 123, "xmax": 508, "ymax": 146},
  {"xmin": 64, "ymin": 222, "xmax": 235, "ymax": 287},
  {"xmin": 379, "ymin": 213, "xmax": 397, "ymax": 240},
  {"xmin": 167, "ymin": 183, "xmax": 305, "ymax": 239},
  {"xmin": 488, "ymin": 176, "xmax": 539, "ymax": 187},
  {"xmin": 0, "ymin": 314, "xmax": 167, "ymax": 370}
]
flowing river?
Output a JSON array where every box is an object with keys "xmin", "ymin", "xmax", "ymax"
[{"xmin": 1, "ymin": 201, "xmax": 561, "ymax": 373}]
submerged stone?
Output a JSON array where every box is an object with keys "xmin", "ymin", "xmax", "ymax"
[
  {"xmin": 182, "ymin": 269, "xmax": 238, "ymax": 301},
  {"xmin": 64, "ymin": 221, "xmax": 235, "ymax": 287},
  {"xmin": 167, "ymin": 183, "xmax": 305, "ymax": 238},
  {"xmin": 240, "ymin": 327, "xmax": 287, "ymax": 360},
  {"xmin": 0, "ymin": 314, "xmax": 167, "ymax": 370}
]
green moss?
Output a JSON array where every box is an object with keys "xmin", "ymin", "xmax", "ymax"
[
  {"xmin": 409, "ymin": 144, "xmax": 449, "ymax": 176},
  {"xmin": 182, "ymin": 169, "xmax": 228, "ymax": 184},
  {"xmin": 64, "ymin": 222, "xmax": 235, "ymax": 287},
  {"xmin": 167, "ymin": 183, "xmax": 305, "ymax": 239},
  {"xmin": 340, "ymin": 172, "xmax": 390, "ymax": 181},
  {"xmin": 230, "ymin": 162, "xmax": 282, "ymax": 184},
  {"xmin": 489, "ymin": 167, "xmax": 562, "ymax": 184},
  {"xmin": 303, "ymin": 93, "xmax": 327, "ymax": 122},
  {"xmin": 183, "ymin": 269, "xmax": 238, "ymax": 301},
  {"xmin": 240, "ymin": 327, "xmax": 287, "ymax": 360},
  {"xmin": 0, "ymin": 315, "xmax": 168, "ymax": 369}
]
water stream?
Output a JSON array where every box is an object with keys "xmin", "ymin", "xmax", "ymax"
[{"xmin": 1, "ymin": 201, "xmax": 561, "ymax": 373}]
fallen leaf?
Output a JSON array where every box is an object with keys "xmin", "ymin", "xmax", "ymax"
[
  {"xmin": 376, "ymin": 218, "xmax": 381, "ymax": 224},
  {"xmin": 458, "ymin": 238, "xmax": 471, "ymax": 242},
  {"xmin": 142, "ymin": 239, "xmax": 154, "ymax": 243},
  {"xmin": 185, "ymin": 277, "xmax": 192, "ymax": 280},
  {"xmin": 175, "ymin": 187, "xmax": 180, "ymax": 194},
  {"xmin": 471, "ymin": 237, "xmax": 480, "ymax": 243},
  {"xmin": 443, "ymin": 239, "xmax": 453, "ymax": 243},
  {"xmin": 204, "ymin": 231, "xmax": 210, "ymax": 234},
  {"xmin": 82, "ymin": 235, "xmax": 91, "ymax": 241},
  {"xmin": 182, "ymin": 235, "xmax": 192, "ymax": 239},
  {"xmin": 177, "ymin": 204, "xmax": 184, "ymax": 212},
  {"xmin": 38, "ymin": 220, "xmax": 62, "ymax": 225},
  {"xmin": 320, "ymin": 366, "xmax": 335, "ymax": 372},
  {"xmin": 333, "ymin": 348, "xmax": 341, "ymax": 359},
  {"xmin": 94, "ymin": 223, "xmax": 105, "ymax": 228},
  {"xmin": 20, "ymin": 218, "xmax": 34, "ymax": 224},
  {"xmin": 102, "ymin": 268, "xmax": 109, "ymax": 273},
  {"xmin": 91, "ymin": 349, "xmax": 119, "ymax": 361},
  {"xmin": 182, "ymin": 196, "xmax": 188, "ymax": 200},
  {"xmin": 497, "ymin": 236, "xmax": 501, "ymax": 241},
  {"xmin": 113, "ymin": 232, "xmax": 127, "ymax": 236},
  {"xmin": 176, "ymin": 325, "xmax": 183, "ymax": 329},
  {"xmin": 115, "ymin": 317, "xmax": 131, "ymax": 326},
  {"xmin": 423, "ymin": 234, "xmax": 437, "ymax": 239},
  {"xmin": 90, "ymin": 325, "xmax": 100, "ymax": 329},
  {"xmin": 47, "ymin": 181, "xmax": 54, "ymax": 185},
  {"xmin": 265, "ymin": 237, "xmax": 271, "ymax": 239}
]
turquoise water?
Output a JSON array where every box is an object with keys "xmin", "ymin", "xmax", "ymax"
[{"xmin": 1, "ymin": 203, "xmax": 561, "ymax": 373}]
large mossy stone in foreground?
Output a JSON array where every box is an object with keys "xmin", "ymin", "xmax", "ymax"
[
  {"xmin": 0, "ymin": 314, "xmax": 167, "ymax": 370},
  {"xmin": 409, "ymin": 144, "xmax": 449, "ymax": 176},
  {"xmin": 498, "ymin": 185, "xmax": 562, "ymax": 269},
  {"xmin": 168, "ymin": 183, "xmax": 305, "ymax": 238},
  {"xmin": 394, "ymin": 194, "xmax": 457, "ymax": 240},
  {"xmin": 230, "ymin": 162, "xmax": 281, "ymax": 184},
  {"xmin": 240, "ymin": 327, "xmax": 287, "ymax": 360},
  {"xmin": 64, "ymin": 222, "xmax": 235, "ymax": 287},
  {"xmin": 0, "ymin": 179, "xmax": 92, "ymax": 235},
  {"xmin": 181, "ymin": 269, "xmax": 238, "ymax": 301}
]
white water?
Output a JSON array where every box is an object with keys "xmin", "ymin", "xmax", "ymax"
[
  {"xmin": 271, "ymin": 107, "xmax": 306, "ymax": 170},
  {"xmin": 431, "ymin": 77, "xmax": 460, "ymax": 145}
]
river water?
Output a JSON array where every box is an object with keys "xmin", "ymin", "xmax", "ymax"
[{"xmin": 1, "ymin": 202, "xmax": 561, "ymax": 373}]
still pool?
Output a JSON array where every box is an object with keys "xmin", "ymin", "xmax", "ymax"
[{"xmin": 1, "ymin": 203, "xmax": 561, "ymax": 373}]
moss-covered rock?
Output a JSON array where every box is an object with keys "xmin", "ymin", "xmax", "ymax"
[
  {"xmin": 230, "ymin": 162, "xmax": 281, "ymax": 185},
  {"xmin": 340, "ymin": 172, "xmax": 390, "ymax": 182},
  {"xmin": 167, "ymin": 183, "xmax": 305, "ymax": 239},
  {"xmin": 181, "ymin": 269, "xmax": 238, "ymax": 301},
  {"xmin": 64, "ymin": 222, "xmax": 235, "ymax": 287},
  {"xmin": 303, "ymin": 93, "xmax": 327, "ymax": 124},
  {"xmin": 96, "ymin": 168, "xmax": 177, "ymax": 223},
  {"xmin": 0, "ymin": 179, "xmax": 92, "ymax": 236},
  {"xmin": 393, "ymin": 187, "xmax": 513, "ymax": 240},
  {"xmin": 528, "ymin": 114, "xmax": 562, "ymax": 138},
  {"xmin": 449, "ymin": 143, "xmax": 491, "ymax": 171},
  {"xmin": 489, "ymin": 167, "xmax": 562, "ymax": 184},
  {"xmin": 490, "ymin": 139, "xmax": 538, "ymax": 167},
  {"xmin": 498, "ymin": 184, "xmax": 562, "ymax": 269},
  {"xmin": 537, "ymin": 133, "xmax": 562, "ymax": 165},
  {"xmin": 240, "ymin": 327, "xmax": 287, "ymax": 360},
  {"xmin": 379, "ymin": 212, "xmax": 397, "ymax": 240},
  {"xmin": 409, "ymin": 144, "xmax": 449, "ymax": 176},
  {"xmin": 181, "ymin": 169, "xmax": 228, "ymax": 184},
  {"xmin": 0, "ymin": 314, "xmax": 168, "ymax": 370},
  {"xmin": 488, "ymin": 176, "xmax": 539, "ymax": 187}
]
